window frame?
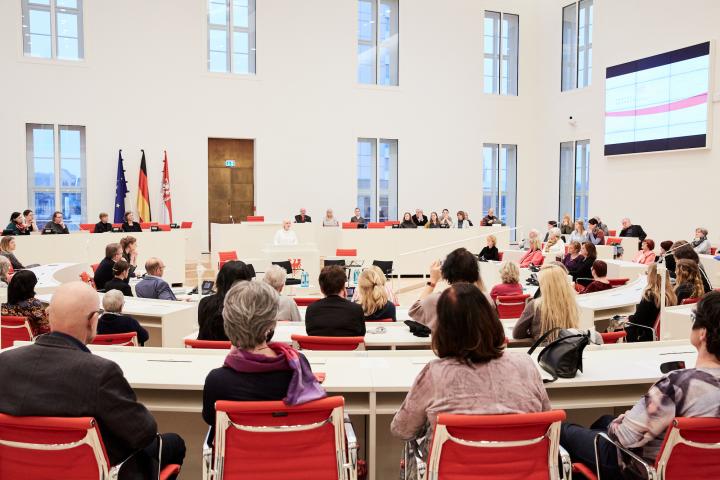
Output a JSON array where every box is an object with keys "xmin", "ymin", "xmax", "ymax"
[
  {"xmin": 483, "ymin": 143, "xmax": 517, "ymax": 239},
  {"xmin": 357, "ymin": 0, "xmax": 399, "ymax": 86},
  {"xmin": 356, "ymin": 137, "xmax": 399, "ymax": 222},
  {"xmin": 483, "ymin": 10, "xmax": 519, "ymax": 96},
  {"xmin": 22, "ymin": 0, "xmax": 84, "ymax": 61},
  {"xmin": 561, "ymin": 0, "xmax": 593, "ymax": 91},
  {"xmin": 207, "ymin": 0, "xmax": 257, "ymax": 75},
  {"xmin": 558, "ymin": 139, "xmax": 590, "ymax": 221}
]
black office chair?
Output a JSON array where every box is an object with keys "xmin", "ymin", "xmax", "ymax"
[
  {"xmin": 323, "ymin": 259, "xmax": 346, "ymax": 268},
  {"xmin": 272, "ymin": 261, "xmax": 301, "ymax": 285},
  {"xmin": 372, "ymin": 260, "xmax": 393, "ymax": 277},
  {"xmin": 245, "ymin": 263, "xmax": 256, "ymax": 279}
]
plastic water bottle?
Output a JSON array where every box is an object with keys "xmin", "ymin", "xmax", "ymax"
[
  {"xmin": 353, "ymin": 268, "xmax": 361, "ymax": 285},
  {"xmin": 301, "ymin": 270, "xmax": 309, "ymax": 288}
]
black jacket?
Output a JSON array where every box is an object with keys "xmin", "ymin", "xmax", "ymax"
[
  {"xmin": 104, "ymin": 277, "xmax": 133, "ymax": 296},
  {"xmin": 294, "ymin": 214, "xmax": 311, "ymax": 223},
  {"xmin": 620, "ymin": 225, "xmax": 647, "ymax": 250},
  {"xmin": 305, "ymin": 295, "xmax": 366, "ymax": 337},
  {"xmin": 98, "ymin": 313, "xmax": 149, "ymax": 345},
  {"xmin": 570, "ymin": 255, "xmax": 595, "ymax": 287},
  {"xmin": 122, "ymin": 222, "xmax": 142, "ymax": 232},
  {"xmin": 364, "ymin": 301, "xmax": 396, "ymax": 322},
  {"xmin": 626, "ymin": 298, "xmax": 660, "ymax": 342},
  {"xmin": 0, "ymin": 333, "xmax": 157, "ymax": 466},
  {"xmin": 412, "ymin": 214, "xmax": 428, "ymax": 226},
  {"xmin": 197, "ymin": 294, "xmax": 228, "ymax": 341},
  {"xmin": 94, "ymin": 258, "xmax": 116, "ymax": 291},
  {"xmin": 479, "ymin": 246, "xmax": 499, "ymax": 261},
  {"xmin": 94, "ymin": 221, "xmax": 113, "ymax": 233}
]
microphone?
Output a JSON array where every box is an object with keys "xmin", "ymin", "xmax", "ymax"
[{"xmin": 229, "ymin": 215, "xmax": 235, "ymax": 224}]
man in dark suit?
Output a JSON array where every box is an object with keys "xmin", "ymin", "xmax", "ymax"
[
  {"xmin": 412, "ymin": 209, "xmax": 427, "ymax": 227},
  {"xmin": 619, "ymin": 217, "xmax": 647, "ymax": 247},
  {"xmin": 94, "ymin": 242, "xmax": 122, "ymax": 291},
  {"xmin": 0, "ymin": 281, "xmax": 185, "ymax": 478},
  {"xmin": 135, "ymin": 257, "xmax": 177, "ymax": 300},
  {"xmin": 294, "ymin": 208, "xmax": 311, "ymax": 223},
  {"xmin": 305, "ymin": 265, "xmax": 365, "ymax": 337}
]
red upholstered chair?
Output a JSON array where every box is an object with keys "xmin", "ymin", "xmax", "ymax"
[
  {"xmin": 497, "ymin": 251, "xmax": 504, "ymax": 261},
  {"xmin": 711, "ymin": 247, "xmax": 717, "ymax": 255},
  {"xmin": 218, "ymin": 251, "xmax": 238, "ymax": 270},
  {"xmin": 366, "ymin": 222, "xmax": 385, "ymax": 229},
  {"xmin": 79, "ymin": 223, "xmax": 94, "ymax": 232},
  {"xmin": 91, "ymin": 263, "xmax": 100, "ymax": 273},
  {"xmin": 112, "ymin": 223, "xmax": 122, "ymax": 228},
  {"xmin": 605, "ymin": 237, "xmax": 622, "ymax": 246},
  {"xmin": 342, "ymin": 222, "xmax": 358, "ymax": 229},
  {"xmin": 496, "ymin": 294, "xmax": 530, "ymax": 319},
  {"xmin": 91, "ymin": 332, "xmax": 138, "ymax": 346},
  {"xmin": 608, "ymin": 230, "xmax": 617, "ymax": 236},
  {"xmin": 0, "ymin": 316, "xmax": 32, "ymax": 349},
  {"xmin": 600, "ymin": 331, "xmax": 626, "ymax": 344},
  {"xmin": 246, "ymin": 216, "xmax": 264, "ymax": 222},
  {"xmin": 607, "ymin": 278, "xmax": 629, "ymax": 287},
  {"xmin": 291, "ymin": 335, "xmax": 364, "ymax": 351},
  {"xmin": 184, "ymin": 339, "xmax": 232, "ymax": 349},
  {"xmin": 385, "ymin": 221, "xmax": 400, "ymax": 226},
  {"xmin": 336, "ymin": 248, "xmax": 357, "ymax": 257},
  {"xmin": 181, "ymin": 221, "xmax": 193, "ymax": 228},
  {"xmin": 366, "ymin": 318, "xmax": 394, "ymax": 323},
  {"xmin": 157, "ymin": 224, "xmax": 171, "ymax": 231},
  {"xmin": 205, "ymin": 397, "xmax": 357, "ymax": 480},
  {"xmin": 682, "ymin": 297, "xmax": 700, "ymax": 305},
  {"xmin": 293, "ymin": 297, "xmax": 321, "ymax": 307},
  {"xmin": 591, "ymin": 417, "xmax": 720, "ymax": 480},
  {"xmin": 140, "ymin": 222, "xmax": 151, "ymax": 230},
  {"xmin": 423, "ymin": 410, "xmax": 567, "ymax": 480},
  {"xmin": 0, "ymin": 414, "xmax": 181, "ymax": 480}
]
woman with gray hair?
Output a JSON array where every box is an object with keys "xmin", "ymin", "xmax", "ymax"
[
  {"xmin": 202, "ymin": 281, "xmax": 326, "ymax": 443},
  {"xmin": 262, "ymin": 265, "xmax": 301, "ymax": 322},
  {"xmin": 96, "ymin": 289, "xmax": 149, "ymax": 345}
]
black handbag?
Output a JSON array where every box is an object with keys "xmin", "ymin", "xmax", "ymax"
[
  {"xmin": 404, "ymin": 320, "xmax": 431, "ymax": 338},
  {"xmin": 528, "ymin": 328, "xmax": 591, "ymax": 383}
]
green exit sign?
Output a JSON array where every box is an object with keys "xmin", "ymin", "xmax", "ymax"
[{"xmin": 225, "ymin": 160, "xmax": 236, "ymax": 167}]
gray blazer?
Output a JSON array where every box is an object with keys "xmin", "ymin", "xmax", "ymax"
[{"xmin": 135, "ymin": 275, "xmax": 177, "ymax": 301}]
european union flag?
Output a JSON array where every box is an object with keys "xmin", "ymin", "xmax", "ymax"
[{"xmin": 114, "ymin": 150, "xmax": 128, "ymax": 223}]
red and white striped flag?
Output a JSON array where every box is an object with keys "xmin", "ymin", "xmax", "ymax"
[{"xmin": 160, "ymin": 150, "xmax": 173, "ymax": 224}]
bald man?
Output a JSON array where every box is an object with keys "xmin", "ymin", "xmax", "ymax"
[
  {"xmin": 0, "ymin": 282, "xmax": 185, "ymax": 477},
  {"xmin": 135, "ymin": 257, "xmax": 177, "ymax": 300}
]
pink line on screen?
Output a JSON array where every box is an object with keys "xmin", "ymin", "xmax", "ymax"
[{"xmin": 606, "ymin": 92, "xmax": 708, "ymax": 117}]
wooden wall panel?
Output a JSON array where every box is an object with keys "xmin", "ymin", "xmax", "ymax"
[{"xmin": 208, "ymin": 138, "xmax": 254, "ymax": 228}]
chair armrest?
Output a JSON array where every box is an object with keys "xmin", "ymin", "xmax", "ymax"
[
  {"xmin": 202, "ymin": 428, "xmax": 213, "ymax": 480},
  {"xmin": 593, "ymin": 432, "xmax": 655, "ymax": 480},
  {"xmin": 344, "ymin": 414, "xmax": 358, "ymax": 480},
  {"xmin": 559, "ymin": 445, "xmax": 572, "ymax": 480}
]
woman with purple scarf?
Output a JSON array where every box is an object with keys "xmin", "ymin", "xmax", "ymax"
[{"xmin": 202, "ymin": 280, "xmax": 326, "ymax": 444}]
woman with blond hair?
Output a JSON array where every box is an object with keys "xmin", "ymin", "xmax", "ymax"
[
  {"xmin": 560, "ymin": 214, "xmax": 573, "ymax": 235},
  {"xmin": 519, "ymin": 237, "xmax": 544, "ymax": 268},
  {"xmin": 489, "ymin": 261, "xmax": 523, "ymax": 300},
  {"xmin": 478, "ymin": 234, "xmax": 499, "ymax": 261},
  {"xmin": 356, "ymin": 266, "xmax": 397, "ymax": 321},
  {"xmin": 626, "ymin": 263, "xmax": 676, "ymax": 342},
  {"xmin": 569, "ymin": 219, "xmax": 589, "ymax": 244},
  {"xmin": 674, "ymin": 259, "xmax": 705, "ymax": 304}
]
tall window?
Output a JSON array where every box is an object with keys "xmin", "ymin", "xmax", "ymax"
[
  {"xmin": 357, "ymin": 138, "xmax": 398, "ymax": 222},
  {"xmin": 22, "ymin": 0, "xmax": 84, "ymax": 60},
  {"xmin": 26, "ymin": 124, "xmax": 87, "ymax": 229},
  {"xmin": 559, "ymin": 140, "xmax": 590, "ymax": 221},
  {"xmin": 561, "ymin": 0, "xmax": 593, "ymax": 91},
  {"xmin": 357, "ymin": 0, "xmax": 399, "ymax": 86},
  {"xmin": 482, "ymin": 144, "xmax": 517, "ymax": 238},
  {"xmin": 483, "ymin": 11, "xmax": 519, "ymax": 95},
  {"xmin": 208, "ymin": 0, "xmax": 256, "ymax": 74}
]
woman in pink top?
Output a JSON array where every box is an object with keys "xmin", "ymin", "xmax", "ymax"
[
  {"xmin": 391, "ymin": 283, "xmax": 550, "ymax": 463},
  {"xmin": 633, "ymin": 239, "xmax": 657, "ymax": 265},
  {"xmin": 490, "ymin": 261, "xmax": 523, "ymax": 300},
  {"xmin": 519, "ymin": 238, "xmax": 544, "ymax": 268}
]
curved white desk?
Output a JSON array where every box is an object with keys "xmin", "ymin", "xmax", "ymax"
[{"xmin": 29, "ymin": 263, "xmax": 91, "ymax": 294}]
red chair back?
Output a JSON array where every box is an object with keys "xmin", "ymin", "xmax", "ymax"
[
  {"xmin": 79, "ymin": 224, "xmax": 94, "ymax": 232},
  {"xmin": 606, "ymin": 237, "xmax": 622, "ymax": 246},
  {"xmin": 682, "ymin": 297, "xmax": 700, "ymax": 305},
  {"xmin": 600, "ymin": 331, "xmax": 626, "ymax": 344},
  {"xmin": 656, "ymin": 417, "xmax": 720, "ymax": 478},
  {"xmin": 157, "ymin": 224, "xmax": 171, "ymax": 232},
  {"xmin": 711, "ymin": 247, "xmax": 717, "ymax": 255},
  {"xmin": 608, "ymin": 229, "xmax": 617, "ymax": 236},
  {"xmin": 291, "ymin": 335, "xmax": 364, "ymax": 351},
  {"xmin": 366, "ymin": 222, "xmax": 385, "ymax": 229},
  {"xmin": 366, "ymin": 318, "xmax": 394, "ymax": 323},
  {"xmin": 341, "ymin": 222, "xmax": 358, "ymax": 229},
  {"xmin": 293, "ymin": 297, "xmax": 321, "ymax": 307},
  {"xmin": 112, "ymin": 223, "xmax": 122, "ymax": 228},
  {"xmin": 335, "ymin": 249, "xmax": 357, "ymax": 257},
  {"xmin": 140, "ymin": 222, "xmax": 151, "ymax": 230},
  {"xmin": 608, "ymin": 278, "xmax": 629, "ymax": 287},
  {"xmin": 218, "ymin": 251, "xmax": 238, "ymax": 270},
  {"xmin": 184, "ymin": 339, "xmax": 232, "ymax": 349},
  {"xmin": 246, "ymin": 216, "xmax": 264, "ymax": 222},
  {"xmin": 181, "ymin": 221, "xmax": 193, "ymax": 229},
  {"xmin": 497, "ymin": 252, "xmax": 504, "ymax": 261},
  {"xmin": 211, "ymin": 397, "xmax": 349, "ymax": 480},
  {"xmin": 496, "ymin": 294, "xmax": 529, "ymax": 319},
  {"xmin": 427, "ymin": 410, "xmax": 566, "ymax": 480},
  {"xmin": 91, "ymin": 332, "xmax": 138, "ymax": 346},
  {"xmin": 91, "ymin": 263, "xmax": 100, "ymax": 273},
  {"xmin": 385, "ymin": 221, "xmax": 400, "ymax": 226},
  {"xmin": 0, "ymin": 316, "xmax": 32, "ymax": 349}
]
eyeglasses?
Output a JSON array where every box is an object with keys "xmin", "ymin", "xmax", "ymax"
[{"xmin": 87, "ymin": 308, "xmax": 104, "ymax": 320}]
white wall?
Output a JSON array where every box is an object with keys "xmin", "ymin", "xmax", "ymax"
[{"xmin": 1, "ymin": 0, "xmax": 719, "ymax": 250}]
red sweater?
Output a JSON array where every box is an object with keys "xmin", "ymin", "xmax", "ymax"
[{"xmin": 490, "ymin": 283, "xmax": 523, "ymax": 301}]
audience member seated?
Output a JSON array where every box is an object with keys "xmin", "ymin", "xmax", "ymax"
[
  {"xmin": 357, "ymin": 267, "xmax": 397, "ymax": 321},
  {"xmin": 562, "ymin": 241, "xmax": 584, "ymax": 272},
  {"xmin": 22, "ymin": 209, "xmax": 38, "ymax": 233},
  {"xmin": 569, "ymin": 219, "xmax": 590, "ymax": 244},
  {"xmin": 560, "ymin": 292, "xmax": 720, "ymax": 479},
  {"xmin": 322, "ymin": 208, "xmax": 339, "ymax": 227},
  {"xmin": 273, "ymin": 219, "xmax": 299, "ymax": 245},
  {"xmin": 94, "ymin": 212, "xmax": 113, "ymax": 233},
  {"xmin": 262, "ymin": 264, "xmax": 302, "ymax": 323},
  {"xmin": 693, "ymin": 227, "xmax": 711, "ymax": 254},
  {"xmin": 305, "ymin": 265, "xmax": 365, "ymax": 337},
  {"xmin": 351, "ymin": 265, "xmax": 398, "ymax": 305},
  {"xmin": 620, "ymin": 217, "xmax": 647, "ymax": 249},
  {"xmin": 587, "ymin": 218, "xmax": 606, "ymax": 245},
  {"xmin": 135, "ymin": 257, "xmax": 177, "ymax": 300},
  {"xmin": 478, "ymin": 234, "xmax": 499, "ymax": 261},
  {"xmin": 1, "ymin": 270, "xmax": 49, "ymax": 336},
  {"xmin": 350, "ymin": 207, "xmax": 365, "ymax": 224},
  {"xmin": 0, "ymin": 256, "xmax": 10, "ymax": 286},
  {"xmin": 519, "ymin": 238, "xmax": 544, "ymax": 268},
  {"xmin": 569, "ymin": 242, "xmax": 597, "ymax": 287},
  {"xmin": 120, "ymin": 235, "xmax": 138, "ymax": 277},
  {"xmin": 672, "ymin": 240, "xmax": 712, "ymax": 292},
  {"xmin": 104, "ymin": 260, "xmax": 133, "ymax": 296},
  {"xmin": 513, "ymin": 265, "xmax": 601, "ymax": 344},
  {"xmin": 400, "ymin": 212, "xmax": 417, "ymax": 228},
  {"xmin": 674, "ymin": 259, "xmax": 705, "ymax": 304},
  {"xmin": 489, "ymin": 261, "xmax": 523, "ymax": 301},
  {"xmin": 392, "ymin": 283, "xmax": 550, "ymax": 456},
  {"xmin": 425, "ymin": 211, "xmax": 441, "ymax": 228},
  {"xmin": 98, "ymin": 289, "xmax": 148, "ymax": 345},
  {"xmin": 480, "ymin": 208, "xmax": 498, "ymax": 226},
  {"xmin": 198, "ymin": 260, "xmax": 252, "ymax": 340},
  {"xmin": 122, "ymin": 212, "xmax": 142, "ymax": 232},
  {"xmin": 656, "ymin": 240, "xmax": 675, "ymax": 271},
  {"xmin": 543, "ymin": 227, "xmax": 565, "ymax": 257},
  {"xmin": 519, "ymin": 228, "xmax": 539, "ymax": 250},
  {"xmin": 543, "ymin": 220, "xmax": 558, "ymax": 242},
  {"xmin": 42, "ymin": 211, "xmax": 69, "ymax": 234},
  {"xmin": 409, "ymin": 247, "xmax": 490, "ymax": 331},
  {"xmin": 456, "ymin": 210, "xmax": 474, "ymax": 228},
  {"xmin": 560, "ymin": 213, "xmax": 573, "ymax": 235},
  {"xmin": 439, "ymin": 208, "xmax": 453, "ymax": 228},
  {"xmin": 625, "ymin": 263, "xmax": 676, "ymax": 342},
  {"xmin": 94, "ymin": 243, "xmax": 122, "ymax": 291},
  {"xmin": 4, "ymin": 212, "xmax": 29, "ymax": 235},
  {"xmin": 294, "ymin": 207, "xmax": 311, "ymax": 223},
  {"xmin": 633, "ymin": 238, "xmax": 657, "ymax": 264},
  {"xmin": 202, "ymin": 280, "xmax": 325, "ymax": 444},
  {"xmin": 0, "ymin": 236, "xmax": 25, "ymax": 270},
  {"xmin": 593, "ymin": 216, "xmax": 610, "ymax": 235},
  {"xmin": 580, "ymin": 260, "xmax": 612, "ymax": 294},
  {"xmin": 412, "ymin": 209, "xmax": 427, "ymax": 227},
  {"xmin": 0, "ymin": 281, "xmax": 185, "ymax": 477}
]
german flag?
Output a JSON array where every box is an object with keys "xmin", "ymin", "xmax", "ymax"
[{"xmin": 136, "ymin": 150, "xmax": 151, "ymax": 222}]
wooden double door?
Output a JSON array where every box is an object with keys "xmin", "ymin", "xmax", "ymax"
[{"xmin": 207, "ymin": 138, "xmax": 254, "ymax": 228}]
